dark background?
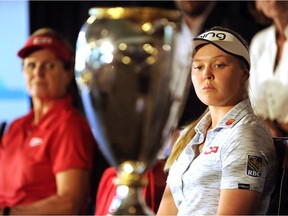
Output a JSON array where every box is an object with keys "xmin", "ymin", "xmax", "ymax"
[
  {"xmin": 29, "ymin": 1, "xmax": 176, "ymax": 50},
  {"xmin": 29, "ymin": 1, "xmax": 260, "ymax": 52}
]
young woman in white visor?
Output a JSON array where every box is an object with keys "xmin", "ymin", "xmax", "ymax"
[{"xmin": 157, "ymin": 26, "xmax": 277, "ymax": 215}]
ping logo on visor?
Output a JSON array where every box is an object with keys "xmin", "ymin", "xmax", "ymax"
[
  {"xmin": 197, "ymin": 31, "xmax": 227, "ymax": 41},
  {"xmin": 193, "ymin": 30, "xmax": 250, "ymax": 69},
  {"xmin": 246, "ymin": 155, "xmax": 262, "ymax": 177}
]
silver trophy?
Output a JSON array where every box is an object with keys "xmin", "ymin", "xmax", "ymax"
[{"xmin": 75, "ymin": 7, "xmax": 189, "ymax": 215}]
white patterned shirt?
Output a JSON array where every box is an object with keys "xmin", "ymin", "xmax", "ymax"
[{"xmin": 167, "ymin": 99, "xmax": 277, "ymax": 215}]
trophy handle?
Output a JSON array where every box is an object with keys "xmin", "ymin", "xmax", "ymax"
[{"xmin": 108, "ymin": 161, "xmax": 154, "ymax": 215}]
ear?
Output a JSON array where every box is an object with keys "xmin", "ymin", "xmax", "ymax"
[
  {"xmin": 242, "ymin": 70, "xmax": 250, "ymax": 81},
  {"xmin": 63, "ymin": 69, "xmax": 74, "ymax": 88},
  {"xmin": 66, "ymin": 68, "xmax": 74, "ymax": 80}
]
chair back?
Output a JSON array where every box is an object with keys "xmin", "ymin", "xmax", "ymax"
[
  {"xmin": 0, "ymin": 121, "xmax": 6, "ymax": 139},
  {"xmin": 267, "ymin": 137, "xmax": 288, "ymax": 215}
]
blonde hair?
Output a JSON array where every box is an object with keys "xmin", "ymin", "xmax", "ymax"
[{"xmin": 164, "ymin": 108, "xmax": 209, "ymax": 171}]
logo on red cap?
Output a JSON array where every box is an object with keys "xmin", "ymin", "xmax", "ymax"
[{"xmin": 33, "ymin": 37, "xmax": 53, "ymax": 45}]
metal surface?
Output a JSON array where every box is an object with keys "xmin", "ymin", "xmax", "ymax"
[{"xmin": 75, "ymin": 7, "xmax": 187, "ymax": 215}]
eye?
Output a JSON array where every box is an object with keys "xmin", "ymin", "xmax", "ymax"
[
  {"xmin": 215, "ymin": 63, "xmax": 225, "ymax": 69},
  {"xmin": 192, "ymin": 63, "xmax": 203, "ymax": 71},
  {"xmin": 23, "ymin": 62, "xmax": 36, "ymax": 72},
  {"xmin": 43, "ymin": 61, "xmax": 56, "ymax": 70}
]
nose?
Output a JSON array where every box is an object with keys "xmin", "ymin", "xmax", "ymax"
[
  {"xmin": 33, "ymin": 63, "xmax": 45, "ymax": 76},
  {"xmin": 202, "ymin": 67, "xmax": 214, "ymax": 80}
]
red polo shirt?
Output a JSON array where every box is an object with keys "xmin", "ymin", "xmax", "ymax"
[{"xmin": 0, "ymin": 96, "xmax": 96, "ymax": 207}]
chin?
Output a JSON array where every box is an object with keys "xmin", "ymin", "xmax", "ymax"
[{"xmin": 199, "ymin": 97, "xmax": 215, "ymax": 106}]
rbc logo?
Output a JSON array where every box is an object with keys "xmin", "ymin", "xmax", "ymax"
[
  {"xmin": 247, "ymin": 170, "xmax": 261, "ymax": 177},
  {"xmin": 246, "ymin": 155, "xmax": 262, "ymax": 177}
]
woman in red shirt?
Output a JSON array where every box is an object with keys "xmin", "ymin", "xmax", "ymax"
[{"xmin": 0, "ymin": 28, "xmax": 96, "ymax": 215}]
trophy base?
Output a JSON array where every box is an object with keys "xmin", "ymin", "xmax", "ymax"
[{"xmin": 108, "ymin": 185, "xmax": 154, "ymax": 215}]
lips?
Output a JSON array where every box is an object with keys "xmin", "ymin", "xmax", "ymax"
[
  {"xmin": 32, "ymin": 78, "xmax": 47, "ymax": 85},
  {"xmin": 203, "ymin": 84, "xmax": 215, "ymax": 90}
]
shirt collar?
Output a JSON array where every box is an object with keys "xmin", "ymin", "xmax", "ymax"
[
  {"xmin": 195, "ymin": 99, "xmax": 252, "ymax": 134},
  {"xmin": 32, "ymin": 95, "xmax": 73, "ymax": 130}
]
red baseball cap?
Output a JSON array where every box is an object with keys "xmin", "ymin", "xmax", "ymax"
[{"xmin": 17, "ymin": 34, "xmax": 71, "ymax": 63}]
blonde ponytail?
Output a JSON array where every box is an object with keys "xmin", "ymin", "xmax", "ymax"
[{"xmin": 164, "ymin": 108, "xmax": 209, "ymax": 171}]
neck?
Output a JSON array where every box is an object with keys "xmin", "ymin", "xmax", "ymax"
[
  {"xmin": 273, "ymin": 18, "xmax": 288, "ymax": 40},
  {"xmin": 31, "ymin": 98, "xmax": 57, "ymax": 124}
]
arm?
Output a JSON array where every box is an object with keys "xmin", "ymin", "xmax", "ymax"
[
  {"xmin": 277, "ymin": 121, "xmax": 288, "ymax": 136},
  {"xmin": 262, "ymin": 118, "xmax": 283, "ymax": 137},
  {"xmin": 157, "ymin": 184, "xmax": 178, "ymax": 215},
  {"xmin": 217, "ymin": 189, "xmax": 261, "ymax": 215},
  {"xmin": 217, "ymin": 124, "xmax": 273, "ymax": 215},
  {"xmin": 8, "ymin": 169, "xmax": 89, "ymax": 215}
]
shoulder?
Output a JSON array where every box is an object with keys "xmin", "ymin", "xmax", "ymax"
[
  {"xmin": 222, "ymin": 103, "xmax": 274, "ymax": 151},
  {"xmin": 57, "ymin": 104, "xmax": 88, "ymax": 124},
  {"xmin": 55, "ymin": 108, "xmax": 92, "ymax": 134},
  {"xmin": 234, "ymin": 113, "xmax": 271, "ymax": 139},
  {"xmin": 229, "ymin": 116, "xmax": 274, "ymax": 153},
  {"xmin": 5, "ymin": 112, "xmax": 33, "ymax": 131}
]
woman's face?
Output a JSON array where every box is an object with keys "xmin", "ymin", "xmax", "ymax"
[
  {"xmin": 174, "ymin": 0, "xmax": 212, "ymax": 17},
  {"xmin": 255, "ymin": 0, "xmax": 288, "ymax": 20},
  {"xmin": 191, "ymin": 44, "xmax": 248, "ymax": 107},
  {"xmin": 22, "ymin": 49, "xmax": 72, "ymax": 100}
]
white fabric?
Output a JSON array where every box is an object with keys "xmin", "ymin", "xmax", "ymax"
[
  {"xmin": 167, "ymin": 99, "xmax": 277, "ymax": 215},
  {"xmin": 249, "ymin": 25, "xmax": 288, "ymax": 123}
]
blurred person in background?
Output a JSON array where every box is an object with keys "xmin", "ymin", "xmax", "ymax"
[
  {"xmin": 0, "ymin": 28, "xmax": 96, "ymax": 215},
  {"xmin": 248, "ymin": 0, "xmax": 288, "ymax": 137}
]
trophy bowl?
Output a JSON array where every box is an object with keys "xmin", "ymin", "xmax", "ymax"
[{"xmin": 75, "ymin": 7, "xmax": 189, "ymax": 215}]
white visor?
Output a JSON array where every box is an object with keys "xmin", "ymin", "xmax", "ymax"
[{"xmin": 193, "ymin": 30, "xmax": 250, "ymax": 69}]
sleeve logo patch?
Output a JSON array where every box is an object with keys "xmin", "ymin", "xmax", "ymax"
[
  {"xmin": 238, "ymin": 183, "xmax": 250, "ymax": 190},
  {"xmin": 246, "ymin": 155, "xmax": 262, "ymax": 177}
]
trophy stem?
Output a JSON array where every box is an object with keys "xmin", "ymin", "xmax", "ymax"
[
  {"xmin": 108, "ymin": 161, "xmax": 155, "ymax": 215},
  {"xmin": 109, "ymin": 185, "xmax": 154, "ymax": 215}
]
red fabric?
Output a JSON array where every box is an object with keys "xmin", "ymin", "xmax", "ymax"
[
  {"xmin": 0, "ymin": 96, "xmax": 96, "ymax": 207},
  {"xmin": 95, "ymin": 160, "xmax": 167, "ymax": 215},
  {"xmin": 17, "ymin": 35, "xmax": 71, "ymax": 62}
]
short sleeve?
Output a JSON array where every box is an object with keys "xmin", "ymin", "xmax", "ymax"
[
  {"xmin": 220, "ymin": 124, "xmax": 276, "ymax": 193},
  {"xmin": 49, "ymin": 113, "xmax": 96, "ymax": 174}
]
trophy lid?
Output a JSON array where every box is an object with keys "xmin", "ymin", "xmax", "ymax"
[{"xmin": 88, "ymin": 7, "xmax": 181, "ymax": 22}]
